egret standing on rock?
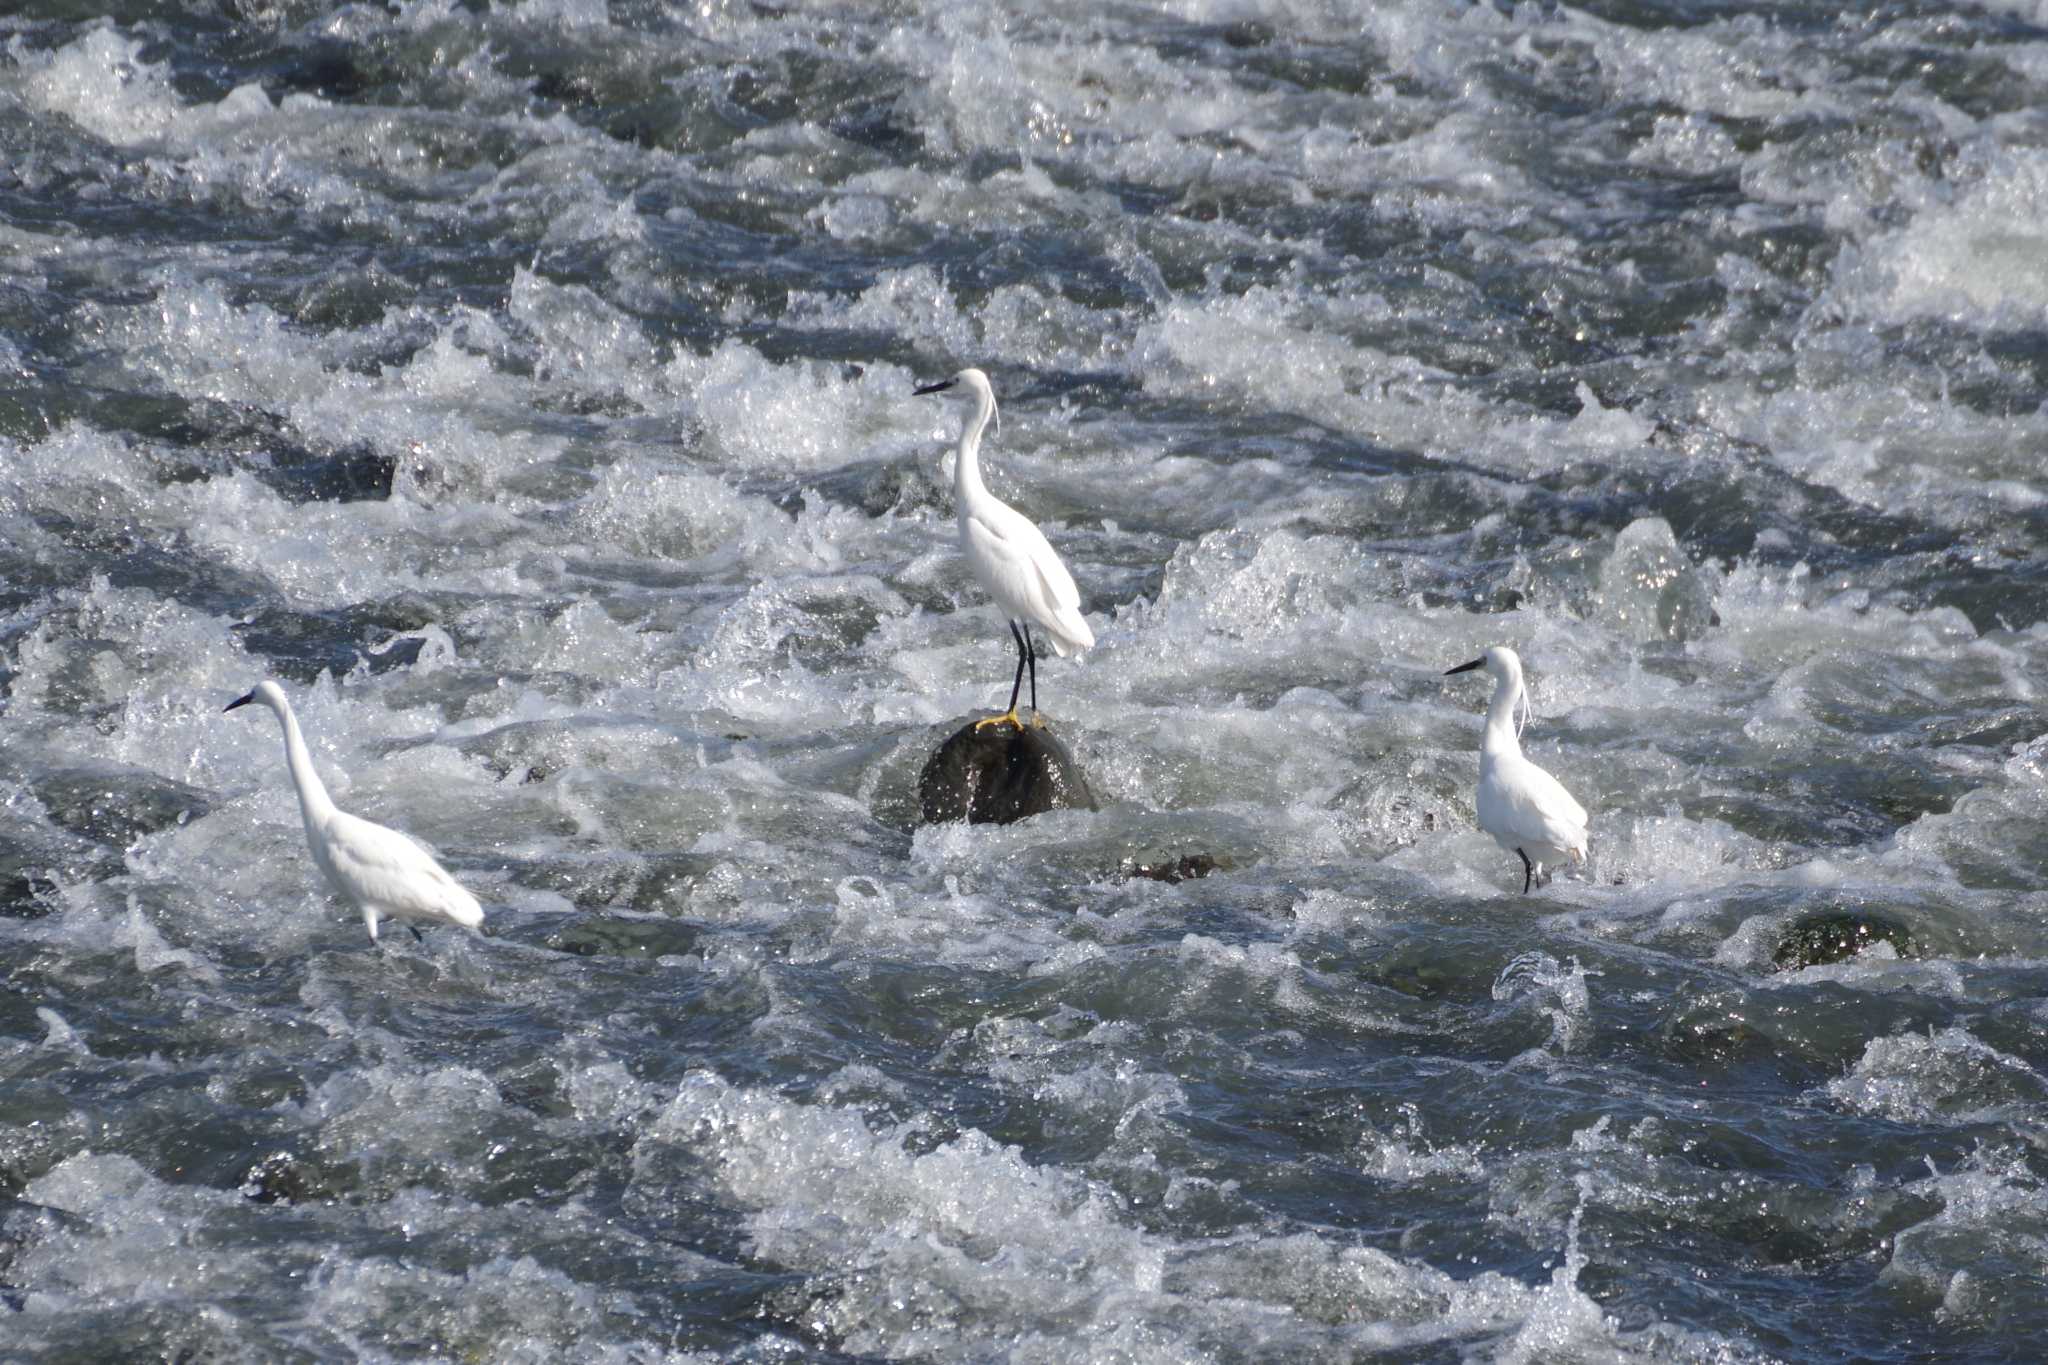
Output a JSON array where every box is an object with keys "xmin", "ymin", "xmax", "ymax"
[
  {"xmin": 1444, "ymin": 646, "xmax": 1588, "ymax": 894},
  {"xmin": 225, "ymin": 680, "xmax": 484, "ymax": 943},
  {"xmin": 915, "ymin": 367, "xmax": 1094, "ymax": 729}
]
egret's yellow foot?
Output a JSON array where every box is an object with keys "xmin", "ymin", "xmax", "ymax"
[
  {"xmin": 1030, "ymin": 710, "xmax": 1050, "ymax": 729},
  {"xmin": 974, "ymin": 709, "xmax": 1024, "ymax": 731}
]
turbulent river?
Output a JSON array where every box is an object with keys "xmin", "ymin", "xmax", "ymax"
[{"xmin": 6, "ymin": 0, "xmax": 2048, "ymax": 1359}]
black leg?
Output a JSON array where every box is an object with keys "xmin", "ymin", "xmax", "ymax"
[
  {"xmin": 1022, "ymin": 622, "xmax": 1038, "ymax": 715},
  {"xmin": 409, "ymin": 923, "xmax": 425, "ymax": 943},
  {"xmin": 1005, "ymin": 620, "xmax": 1028, "ymax": 717},
  {"xmin": 1517, "ymin": 849, "xmax": 1533, "ymax": 895}
]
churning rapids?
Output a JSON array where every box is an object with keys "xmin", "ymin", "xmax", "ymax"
[{"xmin": 5, "ymin": 0, "xmax": 2048, "ymax": 1360}]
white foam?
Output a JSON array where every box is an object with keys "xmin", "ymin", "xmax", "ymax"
[
  {"xmin": 123, "ymin": 894, "xmax": 221, "ymax": 982},
  {"xmin": 15, "ymin": 1153, "xmax": 237, "ymax": 1311},
  {"xmin": 1358, "ymin": 1104, "xmax": 1488, "ymax": 1184},
  {"xmin": 1826, "ymin": 145, "xmax": 2048, "ymax": 329},
  {"xmin": 292, "ymin": 1062, "xmax": 508, "ymax": 1189},
  {"xmin": 7, "ymin": 29, "xmax": 187, "ymax": 145},
  {"xmin": 1827, "ymin": 1026, "xmax": 2048, "ymax": 1124},
  {"xmin": 1603, "ymin": 809, "xmax": 1778, "ymax": 902},
  {"xmin": 36, "ymin": 1006, "xmax": 89, "ymax": 1054},
  {"xmin": 1591, "ymin": 517, "xmax": 1714, "ymax": 643},
  {"xmin": 1706, "ymin": 557, "xmax": 1988, "ymax": 673},
  {"xmin": 643, "ymin": 1070, "xmax": 1725, "ymax": 1359},
  {"xmin": 1881, "ymin": 1146, "xmax": 2048, "ymax": 1328},
  {"xmin": 1492, "ymin": 952, "xmax": 1594, "ymax": 1063},
  {"xmin": 664, "ymin": 342, "xmax": 915, "ymax": 473}
]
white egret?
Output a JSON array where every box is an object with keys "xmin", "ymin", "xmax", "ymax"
[
  {"xmin": 225, "ymin": 680, "xmax": 485, "ymax": 943},
  {"xmin": 1444, "ymin": 646, "xmax": 1588, "ymax": 894},
  {"xmin": 915, "ymin": 367, "xmax": 1094, "ymax": 729}
]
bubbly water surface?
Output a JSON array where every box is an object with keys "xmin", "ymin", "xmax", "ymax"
[{"xmin": 6, "ymin": 1, "xmax": 2048, "ymax": 1359}]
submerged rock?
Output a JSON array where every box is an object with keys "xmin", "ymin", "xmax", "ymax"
[
  {"xmin": 30, "ymin": 765, "xmax": 211, "ymax": 847},
  {"xmin": 240, "ymin": 1151, "xmax": 350, "ymax": 1206},
  {"xmin": 1771, "ymin": 910, "xmax": 1915, "ymax": 972},
  {"xmin": 1119, "ymin": 853, "xmax": 1222, "ymax": 884},
  {"xmin": 1658, "ymin": 997, "xmax": 1770, "ymax": 1064},
  {"xmin": 918, "ymin": 718, "xmax": 1096, "ymax": 826},
  {"xmin": 547, "ymin": 914, "xmax": 703, "ymax": 959}
]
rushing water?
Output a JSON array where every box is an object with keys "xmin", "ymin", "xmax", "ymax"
[{"xmin": 5, "ymin": 0, "xmax": 2048, "ymax": 1359}]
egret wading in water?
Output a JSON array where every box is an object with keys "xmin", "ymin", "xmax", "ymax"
[
  {"xmin": 915, "ymin": 367, "xmax": 1094, "ymax": 729},
  {"xmin": 1445, "ymin": 646, "xmax": 1588, "ymax": 894},
  {"xmin": 225, "ymin": 681, "xmax": 485, "ymax": 943}
]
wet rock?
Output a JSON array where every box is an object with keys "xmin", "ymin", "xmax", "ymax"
[
  {"xmin": 1771, "ymin": 911, "xmax": 1916, "ymax": 972},
  {"xmin": 547, "ymin": 913, "xmax": 702, "ymax": 959},
  {"xmin": 0, "ymin": 872, "xmax": 59, "ymax": 921},
  {"xmin": 151, "ymin": 399, "xmax": 397, "ymax": 503},
  {"xmin": 1119, "ymin": 853, "xmax": 1221, "ymax": 884},
  {"xmin": 0, "ymin": 812, "xmax": 118, "ymax": 918},
  {"xmin": 807, "ymin": 454, "xmax": 946, "ymax": 519},
  {"xmin": 270, "ymin": 40, "xmax": 377, "ymax": 99},
  {"xmin": 30, "ymin": 765, "xmax": 211, "ymax": 847},
  {"xmin": 1358, "ymin": 947, "xmax": 1471, "ymax": 1001},
  {"xmin": 825, "ymin": 100, "xmax": 920, "ymax": 157},
  {"xmin": 230, "ymin": 593, "xmax": 449, "ymax": 682},
  {"xmin": 240, "ymin": 1151, "xmax": 347, "ymax": 1206},
  {"xmin": 264, "ymin": 440, "xmax": 396, "ymax": 503},
  {"xmin": 292, "ymin": 263, "xmax": 410, "ymax": 330},
  {"xmin": 1659, "ymin": 1000, "xmax": 1770, "ymax": 1064},
  {"xmin": 918, "ymin": 719, "xmax": 1096, "ymax": 826}
]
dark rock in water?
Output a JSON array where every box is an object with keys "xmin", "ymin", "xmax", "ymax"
[
  {"xmin": 150, "ymin": 399, "xmax": 397, "ymax": 503},
  {"xmin": 805, "ymin": 453, "xmax": 946, "ymax": 519},
  {"xmin": 918, "ymin": 718, "xmax": 1096, "ymax": 826},
  {"xmin": 270, "ymin": 39, "xmax": 377, "ymax": 100},
  {"xmin": 30, "ymin": 765, "xmax": 211, "ymax": 847},
  {"xmin": 239, "ymin": 436, "xmax": 395, "ymax": 503},
  {"xmin": 0, "ymin": 871, "xmax": 60, "ymax": 921},
  {"xmin": 1, "ymin": 812, "xmax": 121, "ymax": 918},
  {"xmin": 240, "ymin": 1150, "xmax": 349, "ymax": 1206},
  {"xmin": 230, "ymin": 592, "xmax": 449, "ymax": 683},
  {"xmin": 1771, "ymin": 911, "xmax": 1915, "ymax": 971},
  {"xmin": 1658, "ymin": 997, "xmax": 1770, "ymax": 1064},
  {"xmin": 547, "ymin": 913, "xmax": 703, "ymax": 959},
  {"xmin": 1120, "ymin": 853, "xmax": 1221, "ymax": 884}
]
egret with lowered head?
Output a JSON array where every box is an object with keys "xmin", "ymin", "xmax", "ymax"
[
  {"xmin": 225, "ymin": 680, "xmax": 484, "ymax": 943},
  {"xmin": 1444, "ymin": 646, "xmax": 1588, "ymax": 894},
  {"xmin": 915, "ymin": 367, "xmax": 1094, "ymax": 729}
]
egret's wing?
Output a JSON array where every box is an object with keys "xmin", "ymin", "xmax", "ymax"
[
  {"xmin": 1494, "ymin": 756, "xmax": 1589, "ymax": 855},
  {"xmin": 963, "ymin": 509, "xmax": 1072, "ymax": 618},
  {"xmin": 324, "ymin": 811, "xmax": 483, "ymax": 924},
  {"xmin": 962, "ymin": 502, "xmax": 1094, "ymax": 654},
  {"xmin": 1024, "ymin": 523, "xmax": 1082, "ymax": 616},
  {"xmin": 1010, "ymin": 516, "xmax": 1094, "ymax": 652}
]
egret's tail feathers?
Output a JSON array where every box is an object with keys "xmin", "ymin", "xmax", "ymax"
[
  {"xmin": 444, "ymin": 888, "xmax": 485, "ymax": 930},
  {"xmin": 1043, "ymin": 610, "xmax": 1095, "ymax": 658}
]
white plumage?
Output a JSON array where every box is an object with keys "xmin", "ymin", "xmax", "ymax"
[
  {"xmin": 1445, "ymin": 646, "xmax": 1588, "ymax": 893},
  {"xmin": 225, "ymin": 680, "xmax": 484, "ymax": 943},
  {"xmin": 915, "ymin": 367, "xmax": 1093, "ymax": 727}
]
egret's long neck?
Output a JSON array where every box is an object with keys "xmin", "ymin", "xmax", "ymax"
[
  {"xmin": 953, "ymin": 387, "xmax": 997, "ymax": 513},
  {"xmin": 273, "ymin": 702, "xmax": 337, "ymax": 824},
  {"xmin": 1481, "ymin": 675, "xmax": 1524, "ymax": 761}
]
